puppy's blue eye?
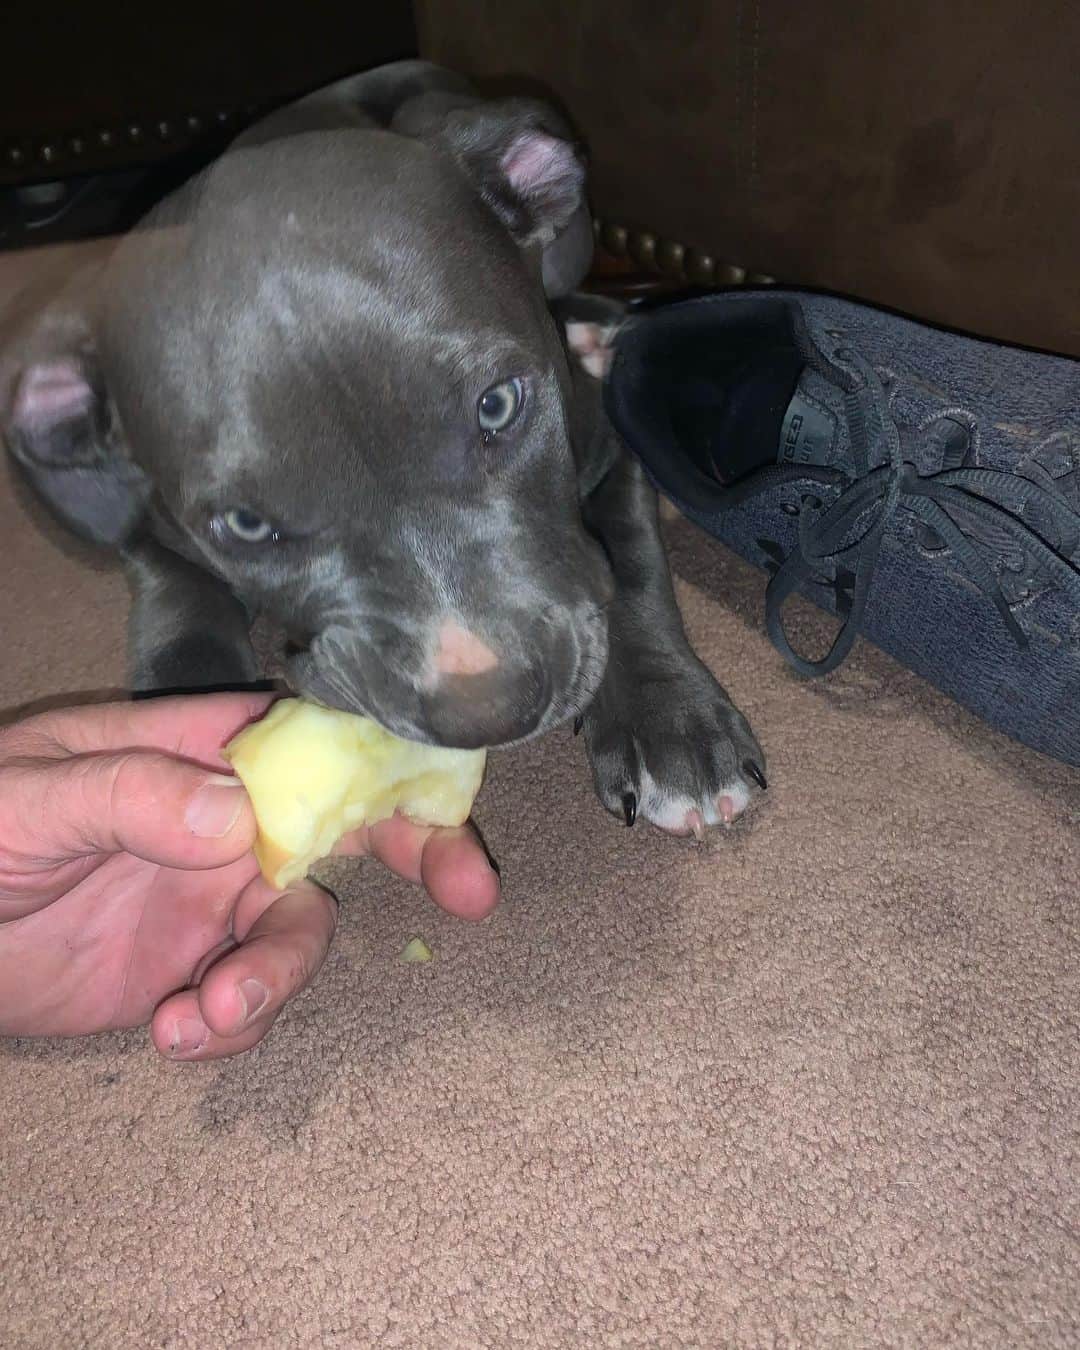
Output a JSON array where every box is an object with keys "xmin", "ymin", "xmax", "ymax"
[
  {"xmin": 220, "ymin": 508, "xmax": 276, "ymax": 544},
  {"xmin": 477, "ymin": 378, "xmax": 523, "ymax": 434}
]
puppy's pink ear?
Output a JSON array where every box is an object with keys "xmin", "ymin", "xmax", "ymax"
[
  {"xmin": 3, "ymin": 343, "xmax": 147, "ymax": 547},
  {"xmin": 434, "ymin": 98, "xmax": 588, "ymax": 249},
  {"xmin": 11, "ymin": 360, "xmax": 96, "ymax": 445},
  {"xmin": 497, "ymin": 128, "xmax": 585, "ymax": 243}
]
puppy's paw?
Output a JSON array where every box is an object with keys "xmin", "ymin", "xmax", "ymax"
[
  {"xmin": 554, "ymin": 292, "xmax": 627, "ymax": 380},
  {"xmin": 580, "ymin": 651, "xmax": 766, "ymax": 836},
  {"xmin": 565, "ymin": 319, "xmax": 618, "ymax": 379}
]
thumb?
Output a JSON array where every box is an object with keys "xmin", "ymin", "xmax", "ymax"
[{"xmin": 6, "ymin": 750, "xmax": 257, "ymax": 871}]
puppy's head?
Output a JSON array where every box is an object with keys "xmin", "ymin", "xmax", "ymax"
[{"xmin": 2, "ymin": 99, "xmax": 614, "ymax": 748}]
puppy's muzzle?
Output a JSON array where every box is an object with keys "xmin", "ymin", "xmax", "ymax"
[{"xmin": 290, "ymin": 603, "xmax": 608, "ymax": 749}]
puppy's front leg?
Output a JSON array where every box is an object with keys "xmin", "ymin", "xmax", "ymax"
[
  {"xmin": 125, "ymin": 540, "xmax": 262, "ymax": 697},
  {"xmin": 580, "ymin": 448, "xmax": 766, "ymax": 834}
]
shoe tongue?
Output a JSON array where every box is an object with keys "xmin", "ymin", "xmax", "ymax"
[
  {"xmin": 696, "ymin": 354, "xmax": 852, "ymax": 486},
  {"xmin": 778, "ymin": 386, "xmax": 837, "ymax": 469},
  {"xmin": 775, "ymin": 368, "xmax": 849, "ymax": 471},
  {"xmin": 690, "ymin": 348, "xmax": 806, "ymax": 484}
]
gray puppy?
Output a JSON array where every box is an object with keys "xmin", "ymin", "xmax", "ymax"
[{"xmin": 1, "ymin": 62, "xmax": 763, "ymax": 834}]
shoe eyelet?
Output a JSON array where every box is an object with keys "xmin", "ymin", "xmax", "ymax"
[
  {"xmin": 781, "ymin": 501, "xmax": 800, "ymax": 516},
  {"xmin": 801, "ymin": 494, "xmax": 822, "ymax": 511}
]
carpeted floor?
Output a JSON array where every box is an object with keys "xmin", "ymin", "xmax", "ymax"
[{"xmin": 0, "ymin": 243, "xmax": 1078, "ymax": 1348}]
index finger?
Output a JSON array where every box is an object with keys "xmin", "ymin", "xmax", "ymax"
[{"xmin": 12, "ymin": 691, "xmax": 275, "ymax": 768}]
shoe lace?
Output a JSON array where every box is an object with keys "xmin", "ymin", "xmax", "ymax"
[{"xmin": 757, "ymin": 346, "xmax": 1080, "ymax": 677}]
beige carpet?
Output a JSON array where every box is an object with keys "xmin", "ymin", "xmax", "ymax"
[{"xmin": 1, "ymin": 246, "xmax": 1078, "ymax": 1348}]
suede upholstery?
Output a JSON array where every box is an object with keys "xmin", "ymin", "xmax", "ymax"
[{"xmin": 417, "ymin": 0, "xmax": 1080, "ymax": 357}]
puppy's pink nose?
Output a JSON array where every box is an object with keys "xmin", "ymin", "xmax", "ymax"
[{"xmin": 433, "ymin": 620, "xmax": 500, "ymax": 677}]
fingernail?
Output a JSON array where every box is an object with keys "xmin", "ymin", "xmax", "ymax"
[
  {"xmin": 169, "ymin": 1017, "xmax": 208, "ymax": 1057},
  {"xmin": 238, "ymin": 977, "xmax": 269, "ymax": 1028},
  {"xmin": 186, "ymin": 774, "xmax": 246, "ymax": 838}
]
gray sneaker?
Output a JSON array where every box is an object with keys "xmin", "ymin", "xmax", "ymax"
[{"xmin": 604, "ymin": 289, "xmax": 1080, "ymax": 766}]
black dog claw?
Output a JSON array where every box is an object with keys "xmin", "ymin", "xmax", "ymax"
[
  {"xmin": 573, "ymin": 715, "xmax": 584, "ymax": 736},
  {"xmin": 743, "ymin": 759, "xmax": 768, "ymax": 791},
  {"xmin": 621, "ymin": 791, "xmax": 637, "ymax": 827}
]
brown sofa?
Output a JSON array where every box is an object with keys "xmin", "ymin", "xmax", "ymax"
[
  {"xmin": 0, "ymin": 4, "xmax": 417, "ymax": 249},
  {"xmin": 0, "ymin": 4, "xmax": 416, "ymax": 185},
  {"xmin": 418, "ymin": 0, "xmax": 1080, "ymax": 358}
]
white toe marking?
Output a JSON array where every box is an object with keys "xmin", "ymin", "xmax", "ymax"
[
  {"xmin": 582, "ymin": 348, "xmax": 613, "ymax": 379},
  {"xmin": 565, "ymin": 321, "xmax": 595, "ymax": 354},
  {"xmin": 636, "ymin": 767, "xmax": 752, "ymax": 835},
  {"xmin": 565, "ymin": 321, "xmax": 617, "ymax": 380}
]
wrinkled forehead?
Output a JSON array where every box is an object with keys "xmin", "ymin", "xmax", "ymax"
[
  {"xmin": 247, "ymin": 214, "xmax": 550, "ymax": 380},
  {"xmin": 178, "ymin": 130, "xmax": 553, "ymax": 341},
  {"xmin": 99, "ymin": 139, "xmax": 562, "ymax": 474},
  {"xmin": 200, "ymin": 205, "xmax": 557, "ymax": 457}
]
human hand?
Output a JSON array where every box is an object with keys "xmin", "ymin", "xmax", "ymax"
[{"xmin": 0, "ymin": 693, "xmax": 500, "ymax": 1058}]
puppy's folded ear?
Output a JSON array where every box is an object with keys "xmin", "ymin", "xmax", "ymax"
[
  {"xmin": 395, "ymin": 93, "xmax": 592, "ymax": 295},
  {"xmin": 2, "ymin": 321, "xmax": 149, "ymax": 548},
  {"xmin": 440, "ymin": 101, "xmax": 586, "ymax": 249}
]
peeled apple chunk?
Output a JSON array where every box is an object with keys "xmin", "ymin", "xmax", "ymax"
[{"xmin": 223, "ymin": 699, "xmax": 487, "ymax": 890}]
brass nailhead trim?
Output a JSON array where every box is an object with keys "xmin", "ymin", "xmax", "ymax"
[
  {"xmin": 594, "ymin": 216, "xmax": 775, "ymax": 288},
  {"xmin": 1, "ymin": 103, "xmax": 265, "ymax": 181}
]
